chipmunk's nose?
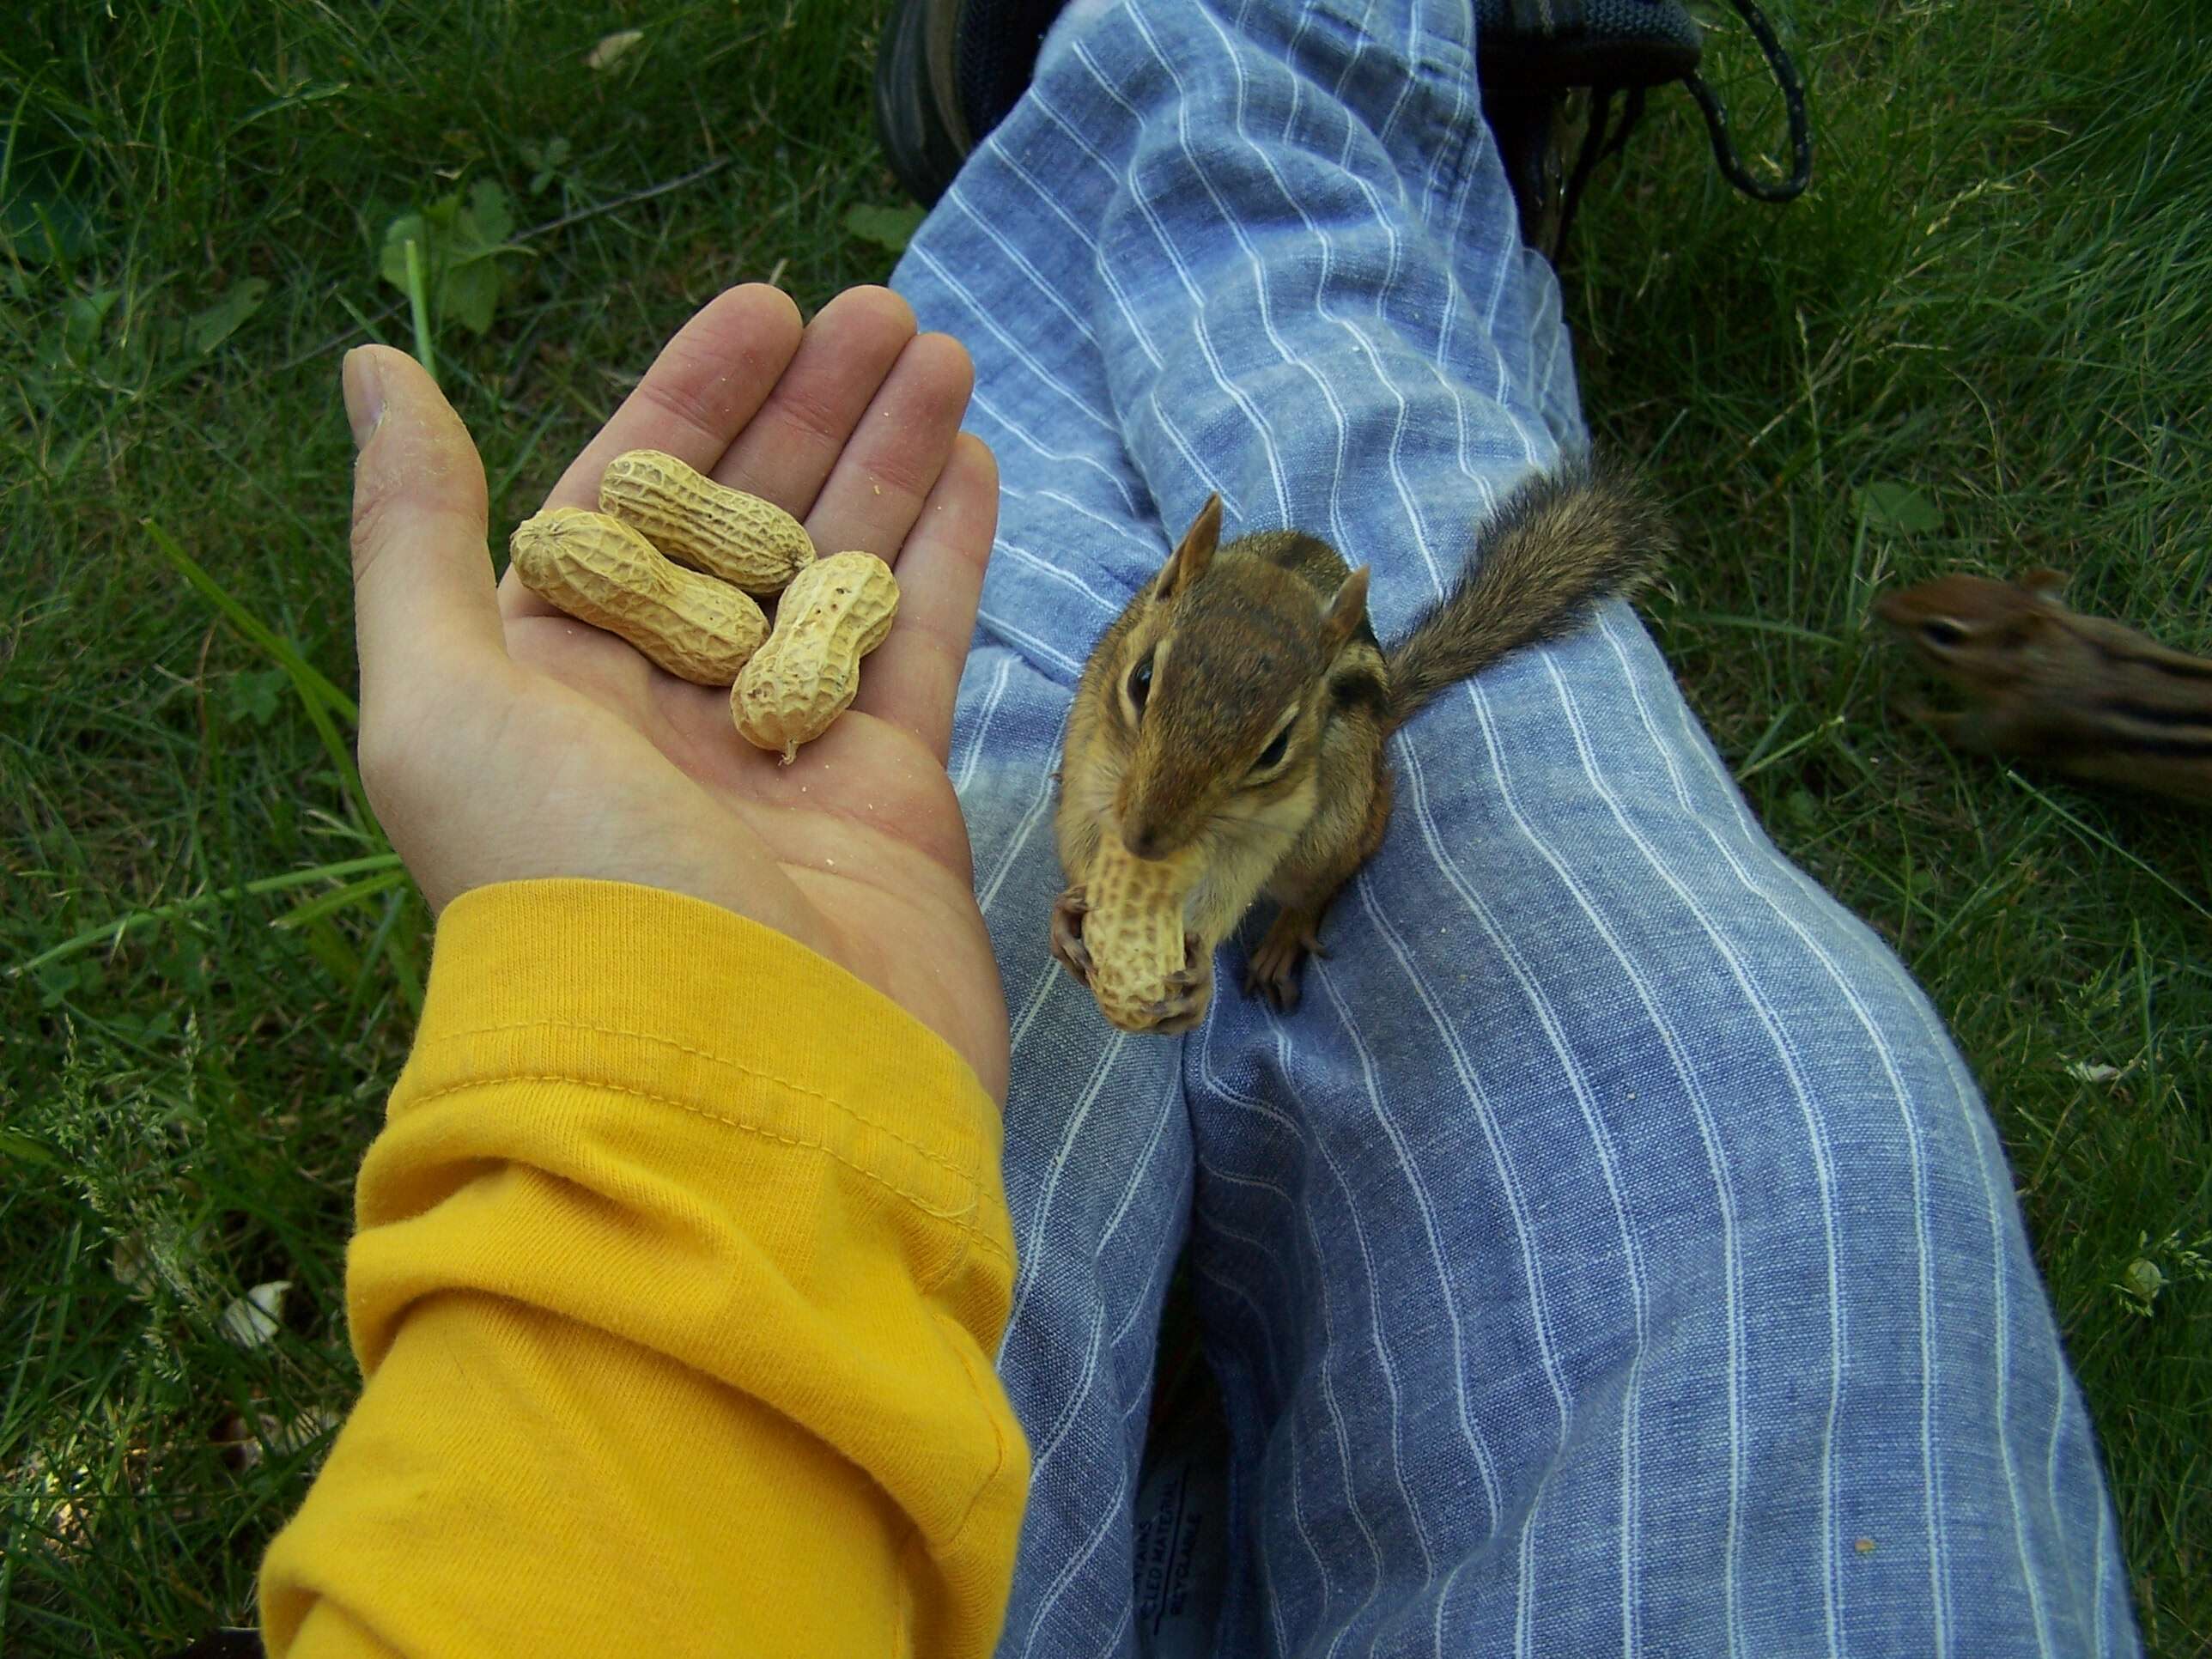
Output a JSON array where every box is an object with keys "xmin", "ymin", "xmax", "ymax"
[{"xmin": 1122, "ymin": 820, "xmax": 1168, "ymax": 860}]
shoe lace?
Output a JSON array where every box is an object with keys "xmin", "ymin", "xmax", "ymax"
[{"xmin": 1557, "ymin": 0, "xmax": 1813, "ymax": 250}]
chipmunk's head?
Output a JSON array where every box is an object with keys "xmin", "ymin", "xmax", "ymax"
[
  {"xmin": 1873, "ymin": 568, "xmax": 2069, "ymax": 691},
  {"xmin": 1105, "ymin": 495, "xmax": 1370, "ymax": 862}
]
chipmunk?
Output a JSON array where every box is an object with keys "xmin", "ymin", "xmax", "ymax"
[
  {"xmin": 1874, "ymin": 568, "xmax": 2212, "ymax": 807},
  {"xmin": 1049, "ymin": 459, "xmax": 1674, "ymax": 1031}
]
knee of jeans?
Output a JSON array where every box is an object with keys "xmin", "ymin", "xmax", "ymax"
[{"xmin": 1608, "ymin": 954, "xmax": 2027, "ymax": 1355}]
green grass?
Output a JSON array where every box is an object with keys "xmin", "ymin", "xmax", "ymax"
[
  {"xmin": 0, "ymin": 3, "xmax": 900, "ymax": 1650},
  {"xmin": 1, "ymin": 0, "xmax": 2206, "ymax": 1652}
]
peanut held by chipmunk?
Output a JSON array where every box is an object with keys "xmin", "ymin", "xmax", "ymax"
[{"xmin": 1050, "ymin": 460, "xmax": 1674, "ymax": 1035}]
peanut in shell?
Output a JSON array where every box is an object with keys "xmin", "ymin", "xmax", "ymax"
[
  {"xmin": 599, "ymin": 448, "xmax": 816, "ymax": 594},
  {"xmin": 508, "ymin": 507, "xmax": 769, "ymax": 684},
  {"xmin": 1080, "ymin": 836, "xmax": 1205, "ymax": 1032},
  {"xmin": 731, "ymin": 552, "xmax": 900, "ymax": 762}
]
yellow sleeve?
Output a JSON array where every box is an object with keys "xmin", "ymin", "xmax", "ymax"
[{"xmin": 258, "ymin": 878, "xmax": 1030, "ymax": 1658}]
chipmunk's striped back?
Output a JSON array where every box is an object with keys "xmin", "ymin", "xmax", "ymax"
[{"xmin": 1875, "ymin": 570, "xmax": 2212, "ymax": 805}]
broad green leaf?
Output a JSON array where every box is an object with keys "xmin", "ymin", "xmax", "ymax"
[
  {"xmin": 467, "ymin": 177, "xmax": 514, "ymax": 244},
  {"xmin": 441, "ymin": 256, "xmax": 502, "ymax": 335},
  {"xmin": 0, "ymin": 1129, "xmax": 60, "ymax": 1168},
  {"xmin": 844, "ymin": 203, "xmax": 926, "ymax": 254},
  {"xmin": 378, "ymin": 210, "xmax": 429, "ymax": 288},
  {"xmin": 187, "ymin": 277, "xmax": 270, "ymax": 355},
  {"xmin": 1855, "ymin": 480, "xmax": 1942, "ymax": 536},
  {"xmin": 220, "ymin": 666, "xmax": 289, "ymax": 727},
  {"xmin": 63, "ymin": 288, "xmax": 121, "ymax": 361},
  {"xmin": 1, "ymin": 191, "xmax": 100, "ymax": 264},
  {"xmin": 378, "ymin": 184, "xmax": 531, "ymax": 336}
]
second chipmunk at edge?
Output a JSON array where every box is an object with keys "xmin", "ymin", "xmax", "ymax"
[{"xmin": 1049, "ymin": 461, "xmax": 1676, "ymax": 1034}]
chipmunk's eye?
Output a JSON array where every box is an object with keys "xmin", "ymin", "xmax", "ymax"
[
  {"xmin": 1126, "ymin": 652, "xmax": 1154, "ymax": 717},
  {"xmin": 1251, "ymin": 726, "xmax": 1291, "ymax": 775},
  {"xmin": 1922, "ymin": 619, "xmax": 1969, "ymax": 647}
]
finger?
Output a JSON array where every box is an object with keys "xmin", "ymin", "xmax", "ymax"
[
  {"xmin": 849, "ymin": 433, "xmax": 999, "ymax": 765},
  {"xmin": 501, "ymin": 283, "xmax": 805, "ymax": 621},
  {"xmin": 805, "ymin": 331, "xmax": 974, "ymax": 562},
  {"xmin": 544, "ymin": 283, "xmax": 805, "ymax": 510},
  {"xmin": 711, "ymin": 285, "xmax": 920, "ymax": 520},
  {"xmin": 345, "ymin": 345, "xmax": 507, "ymax": 708}
]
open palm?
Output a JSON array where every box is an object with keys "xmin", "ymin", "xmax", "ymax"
[{"xmin": 344, "ymin": 285, "xmax": 1008, "ymax": 1097}]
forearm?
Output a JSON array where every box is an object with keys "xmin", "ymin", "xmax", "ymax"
[{"xmin": 259, "ymin": 879, "xmax": 1028, "ymax": 1657}]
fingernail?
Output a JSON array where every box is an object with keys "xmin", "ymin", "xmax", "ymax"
[{"xmin": 342, "ymin": 348, "xmax": 385, "ymax": 447}]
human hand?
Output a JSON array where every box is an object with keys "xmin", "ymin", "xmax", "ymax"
[{"xmin": 342, "ymin": 285, "xmax": 1008, "ymax": 1097}]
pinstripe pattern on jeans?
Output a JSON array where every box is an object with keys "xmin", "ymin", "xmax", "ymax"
[{"xmin": 895, "ymin": 2, "xmax": 2138, "ymax": 1653}]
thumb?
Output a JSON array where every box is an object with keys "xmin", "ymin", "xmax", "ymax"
[{"xmin": 343, "ymin": 345, "xmax": 507, "ymax": 708}]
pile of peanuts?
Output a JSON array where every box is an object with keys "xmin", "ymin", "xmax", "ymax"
[{"xmin": 507, "ymin": 450, "xmax": 898, "ymax": 762}]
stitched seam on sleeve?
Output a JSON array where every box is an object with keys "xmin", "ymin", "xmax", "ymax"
[
  {"xmin": 402, "ymin": 1073, "xmax": 1012, "ymax": 1272},
  {"xmin": 932, "ymin": 1309, "xmax": 1015, "ymax": 1555},
  {"xmin": 416, "ymin": 1018, "xmax": 981, "ymax": 1184}
]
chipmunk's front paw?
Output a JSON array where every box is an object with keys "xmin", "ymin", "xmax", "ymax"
[
  {"xmin": 1245, "ymin": 913, "xmax": 1328, "ymax": 1012},
  {"xmin": 1146, "ymin": 932, "xmax": 1215, "ymax": 1035},
  {"xmin": 1050, "ymin": 887, "xmax": 1094, "ymax": 986}
]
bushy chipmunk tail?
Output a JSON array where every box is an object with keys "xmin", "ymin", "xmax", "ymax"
[{"xmin": 1383, "ymin": 457, "xmax": 1674, "ymax": 732}]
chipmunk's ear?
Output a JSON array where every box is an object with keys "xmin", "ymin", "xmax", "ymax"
[
  {"xmin": 1157, "ymin": 494, "xmax": 1221, "ymax": 602},
  {"xmin": 2016, "ymin": 568, "xmax": 2069, "ymax": 599},
  {"xmin": 1322, "ymin": 564, "xmax": 1370, "ymax": 654}
]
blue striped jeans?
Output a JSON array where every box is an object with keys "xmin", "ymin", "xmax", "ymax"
[{"xmin": 890, "ymin": 2, "xmax": 2140, "ymax": 1653}]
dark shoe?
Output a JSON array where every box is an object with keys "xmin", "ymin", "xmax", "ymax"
[
  {"xmin": 1479, "ymin": 0, "xmax": 1704, "ymax": 91},
  {"xmin": 870, "ymin": 0, "xmax": 1810, "ymax": 253},
  {"xmin": 872, "ymin": 0, "xmax": 1069, "ymax": 208},
  {"xmin": 1476, "ymin": 0, "xmax": 1813, "ymax": 260}
]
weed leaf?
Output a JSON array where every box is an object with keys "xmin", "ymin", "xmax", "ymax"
[
  {"xmin": 1856, "ymin": 480, "xmax": 1942, "ymax": 537},
  {"xmin": 186, "ymin": 278, "xmax": 270, "ymax": 356},
  {"xmin": 62, "ymin": 288, "xmax": 121, "ymax": 362},
  {"xmin": 441, "ymin": 256, "xmax": 503, "ymax": 336},
  {"xmin": 466, "ymin": 176, "xmax": 514, "ymax": 244},
  {"xmin": 376, "ymin": 181, "xmax": 533, "ymax": 338},
  {"xmin": 844, "ymin": 203, "xmax": 925, "ymax": 254},
  {"xmin": 220, "ymin": 668, "xmax": 289, "ymax": 728},
  {"xmin": 522, "ymin": 137, "xmax": 572, "ymax": 196}
]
